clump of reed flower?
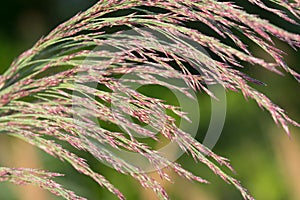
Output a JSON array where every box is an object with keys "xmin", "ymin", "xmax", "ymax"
[{"xmin": 0, "ymin": 1, "xmax": 299, "ymax": 199}]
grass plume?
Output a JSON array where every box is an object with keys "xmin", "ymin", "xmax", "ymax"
[{"xmin": 0, "ymin": 1, "xmax": 299, "ymax": 199}]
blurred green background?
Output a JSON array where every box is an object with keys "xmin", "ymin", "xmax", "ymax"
[{"xmin": 0, "ymin": 1, "xmax": 300, "ymax": 200}]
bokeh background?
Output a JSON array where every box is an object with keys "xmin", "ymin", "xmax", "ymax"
[{"xmin": 0, "ymin": 1, "xmax": 300, "ymax": 200}]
